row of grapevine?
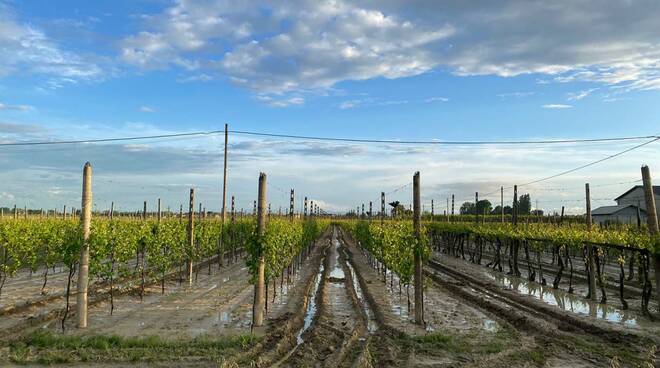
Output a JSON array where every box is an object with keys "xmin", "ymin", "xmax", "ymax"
[{"xmin": 0, "ymin": 218, "xmax": 254, "ymax": 300}]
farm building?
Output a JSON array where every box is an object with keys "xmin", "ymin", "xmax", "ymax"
[{"xmin": 591, "ymin": 185, "xmax": 659, "ymax": 225}]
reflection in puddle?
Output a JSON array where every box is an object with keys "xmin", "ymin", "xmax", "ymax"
[
  {"xmin": 483, "ymin": 319, "xmax": 498, "ymax": 332},
  {"xmin": 344, "ymin": 251, "xmax": 378, "ymax": 333},
  {"xmin": 296, "ymin": 260, "xmax": 324, "ymax": 345},
  {"xmin": 487, "ymin": 272, "xmax": 638, "ymax": 326}
]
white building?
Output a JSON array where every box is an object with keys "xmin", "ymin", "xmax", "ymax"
[{"xmin": 591, "ymin": 185, "xmax": 659, "ymax": 225}]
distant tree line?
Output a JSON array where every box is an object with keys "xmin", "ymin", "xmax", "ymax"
[{"xmin": 459, "ymin": 194, "xmax": 543, "ymax": 216}]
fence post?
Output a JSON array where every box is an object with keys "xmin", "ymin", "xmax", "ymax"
[
  {"xmin": 501, "ymin": 186, "xmax": 504, "ymax": 223},
  {"xmin": 188, "ymin": 189, "xmax": 195, "ymax": 285},
  {"xmin": 413, "ymin": 171, "xmax": 424, "ymax": 325},
  {"xmin": 641, "ymin": 166, "xmax": 659, "ymax": 309},
  {"xmin": 77, "ymin": 162, "xmax": 92, "ymax": 328},
  {"xmin": 290, "ymin": 189, "xmax": 295, "ymax": 220},
  {"xmin": 585, "ymin": 183, "xmax": 597, "ymax": 301},
  {"xmin": 157, "ymin": 198, "xmax": 161, "ymax": 222},
  {"xmin": 110, "ymin": 202, "xmax": 114, "ymax": 220},
  {"xmin": 253, "ymin": 173, "xmax": 267, "ymax": 327}
]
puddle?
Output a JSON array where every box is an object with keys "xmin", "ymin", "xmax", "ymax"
[
  {"xmin": 296, "ymin": 260, "xmax": 324, "ymax": 345},
  {"xmin": 486, "ymin": 271, "xmax": 638, "ymax": 326},
  {"xmin": 344, "ymin": 251, "xmax": 378, "ymax": 333},
  {"xmin": 483, "ymin": 319, "xmax": 498, "ymax": 332}
]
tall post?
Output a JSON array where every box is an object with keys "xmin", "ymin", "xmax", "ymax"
[
  {"xmin": 290, "ymin": 189, "xmax": 295, "ymax": 220},
  {"xmin": 431, "ymin": 199, "xmax": 434, "ymax": 221},
  {"xmin": 641, "ymin": 165, "xmax": 660, "ymax": 309},
  {"xmin": 513, "ymin": 186, "xmax": 518, "ymax": 226},
  {"xmin": 501, "ymin": 186, "xmax": 504, "ymax": 223},
  {"xmin": 413, "ymin": 172, "xmax": 424, "ymax": 325},
  {"xmin": 369, "ymin": 201, "xmax": 373, "ymax": 220},
  {"xmin": 253, "ymin": 173, "xmax": 267, "ymax": 327},
  {"xmin": 110, "ymin": 201, "xmax": 114, "ymax": 220},
  {"xmin": 157, "ymin": 198, "xmax": 162, "ymax": 222},
  {"xmin": 381, "ymin": 192, "xmax": 385, "ymax": 224},
  {"xmin": 143, "ymin": 201, "xmax": 147, "ymax": 220},
  {"xmin": 585, "ymin": 183, "xmax": 597, "ymax": 301},
  {"xmin": 221, "ymin": 124, "xmax": 229, "ymax": 236},
  {"xmin": 77, "ymin": 162, "xmax": 92, "ymax": 328},
  {"xmin": 187, "ymin": 189, "xmax": 195, "ymax": 285},
  {"xmin": 475, "ymin": 192, "xmax": 479, "ymax": 224},
  {"xmin": 231, "ymin": 196, "xmax": 235, "ymax": 222}
]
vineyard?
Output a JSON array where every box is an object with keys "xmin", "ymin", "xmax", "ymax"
[{"xmin": 0, "ymin": 164, "xmax": 658, "ymax": 367}]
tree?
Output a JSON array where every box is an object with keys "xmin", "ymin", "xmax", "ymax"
[
  {"xmin": 476, "ymin": 200, "xmax": 492, "ymax": 215},
  {"xmin": 460, "ymin": 202, "xmax": 475, "ymax": 215},
  {"xmin": 519, "ymin": 194, "xmax": 531, "ymax": 214}
]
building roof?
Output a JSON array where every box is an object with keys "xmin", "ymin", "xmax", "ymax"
[
  {"xmin": 592, "ymin": 204, "xmax": 646, "ymax": 216},
  {"xmin": 614, "ymin": 185, "xmax": 660, "ymax": 201}
]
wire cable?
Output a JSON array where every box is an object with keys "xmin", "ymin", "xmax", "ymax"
[{"xmin": 1, "ymin": 129, "xmax": 658, "ymax": 147}]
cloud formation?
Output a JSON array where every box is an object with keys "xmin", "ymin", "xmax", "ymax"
[
  {"xmin": 0, "ymin": 7, "xmax": 105, "ymax": 87},
  {"xmin": 116, "ymin": 0, "xmax": 660, "ymax": 100}
]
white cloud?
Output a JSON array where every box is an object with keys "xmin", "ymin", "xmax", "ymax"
[
  {"xmin": 139, "ymin": 105, "xmax": 155, "ymax": 113},
  {"xmin": 567, "ymin": 88, "xmax": 598, "ymax": 101},
  {"xmin": 497, "ymin": 92, "xmax": 534, "ymax": 99},
  {"xmin": 425, "ymin": 96, "xmax": 449, "ymax": 103},
  {"xmin": 0, "ymin": 8, "xmax": 104, "ymax": 86},
  {"xmin": 542, "ymin": 104, "xmax": 572, "ymax": 109},
  {"xmin": 256, "ymin": 95, "xmax": 304, "ymax": 107},
  {"xmin": 0, "ymin": 102, "xmax": 33, "ymax": 111}
]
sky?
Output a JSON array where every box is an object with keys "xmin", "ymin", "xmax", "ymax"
[{"xmin": 1, "ymin": 0, "xmax": 660, "ymax": 215}]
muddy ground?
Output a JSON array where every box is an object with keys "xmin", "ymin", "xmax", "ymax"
[{"xmin": 1, "ymin": 225, "xmax": 659, "ymax": 367}]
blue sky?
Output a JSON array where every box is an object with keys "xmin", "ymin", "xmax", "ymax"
[{"xmin": 1, "ymin": 0, "xmax": 660, "ymax": 214}]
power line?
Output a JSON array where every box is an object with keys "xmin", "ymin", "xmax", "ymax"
[{"xmin": 0, "ymin": 128, "xmax": 658, "ymax": 147}]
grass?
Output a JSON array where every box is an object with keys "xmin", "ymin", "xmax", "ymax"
[{"xmin": 3, "ymin": 331, "xmax": 259, "ymax": 365}]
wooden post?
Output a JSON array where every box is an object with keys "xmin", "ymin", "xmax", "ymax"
[
  {"xmin": 513, "ymin": 186, "xmax": 518, "ymax": 226},
  {"xmin": 430, "ymin": 199, "xmax": 434, "ymax": 221},
  {"xmin": 451, "ymin": 194, "xmax": 455, "ymax": 217},
  {"xmin": 231, "ymin": 196, "xmax": 235, "ymax": 222},
  {"xmin": 641, "ymin": 165, "xmax": 660, "ymax": 309},
  {"xmin": 501, "ymin": 186, "xmax": 504, "ymax": 223},
  {"xmin": 143, "ymin": 201, "xmax": 147, "ymax": 220},
  {"xmin": 381, "ymin": 192, "xmax": 385, "ymax": 224},
  {"xmin": 110, "ymin": 202, "xmax": 114, "ymax": 220},
  {"xmin": 188, "ymin": 189, "xmax": 195, "ymax": 285},
  {"xmin": 253, "ymin": 173, "xmax": 267, "ymax": 327},
  {"xmin": 369, "ymin": 201, "xmax": 373, "ymax": 220},
  {"xmin": 157, "ymin": 198, "xmax": 161, "ymax": 222},
  {"xmin": 77, "ymin": 162, "xmax": 92, "ymax": 328},
  {"xmin": 560, "ymin": 206, "xmax": 565, "ymax": 225},
  {"xmin": 290, "ymin": 189, "xmax": 295, "ymax": 220},
  {"xmin": 585, "ymin": 183, "xmax": 597, "ymax": 301},
  {"xmin": 475, "ymin": 192, "xmax": 479, "ymax": 224},
  {"xmin": 413, "ymin": 172, "xmax": 424, "ymax": 325}
]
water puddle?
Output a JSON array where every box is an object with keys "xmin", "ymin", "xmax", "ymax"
[
  {"xmin": 344, "ymin": 251, "xmax": 378, "ymax": 333},
  {"xmin": 296, "ymin": 260, "xmax": 324, "ymax": 345},
  {"xmin": 483, "ymin": 319, "xmax": 498, "ymax": 332},
  {"xmin": 487, "ymin": 271, "xmax": 638, "ymax": 326}
]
